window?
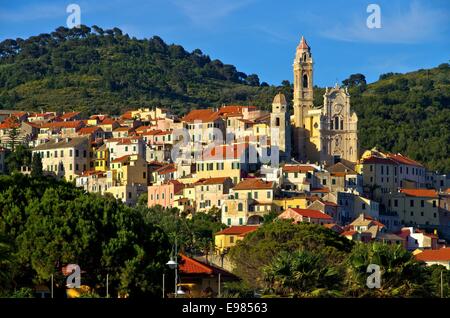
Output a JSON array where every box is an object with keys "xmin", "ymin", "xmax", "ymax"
[
  {"xmin": 410, "ymin": 200, "xmax": 414, "ymax": 207},
  {"xmin": 239, "ymin": 218, "xmax": 243, "ymax": 225},
  {"xmin": 302, "ymin": 74, "xmax": 308, "ymax": 88},
  {"xmin": 75, "ymin": 149, "xmax": 79, "ymax": 157},
  {"xmin": 362, "ymin": 203, "xmax": 366, "ymax": 210},
  {"xmin": 394, "ymin": 199, "xmax": 398, "ymax": 207},
  {"xmin": 322, "ymin": 179, "xmax": 327, "ymax": 185},
  {"xmin": 238, "ymin": 203, "xmax": 243, "ymax": 211},
  {"xmin": 267, "ymin": 191, "xmax": 271, "ymax": 199},
  {"xmin": 83, "ymin": 150, "xmax": 86, "ymax": 158},
  {"xmin": 421, "ymin": 200, "xmax": 424, "ymax": 207},
  {"xmin": 230, "ymin": 236, "xmax": 234, "ymax": 244},
  {"xmin": 275, "ymin": 117, "xmax": 280, "ymax": 126},
  {"xmin": 227, "ymin": 218, "xmax": 231, "ymax": 226},
  {"xmin": 332, "ymin": 179, "xmax": 336, "ymax": 185},
  {"xmin": 54, "ymin": 151, "xmax": 58, "ymax": 158},
  {"xmin": 433, "ymin": 201, "xmax": 436, "ymax": 208}
]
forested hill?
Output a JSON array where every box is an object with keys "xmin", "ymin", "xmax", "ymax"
[
  {"xmin": 0, "ymin": 26, "xmax": 449, "ymax": 172},
  {"xmin": 0, "ymin": 25, "xmax": 278, "ymax": 115}
]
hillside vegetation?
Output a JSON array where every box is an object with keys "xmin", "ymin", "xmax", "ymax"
[{"xmin": 0, "ymin": 25, "xmax": 448, "ymax": 171}]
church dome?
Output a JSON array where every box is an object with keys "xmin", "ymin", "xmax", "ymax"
[{"xmin": 273, "ymin": 92, "xmax": 287, "ymax": 105}]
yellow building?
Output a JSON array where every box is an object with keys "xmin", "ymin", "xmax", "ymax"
[
  {"xmin": 291, "ymin": 36, "xmax": 358, "ymax": 165},
  {"xmin": 387, "ymin": 189, "xmax": 439, "ymax": 229},
  {"xmin": 273, "ymin": 195, "xmax": 309, "ymax": 210},
  {"xmin": 222, "ymin": 178, "xmax": 276, "ymax": 226},
  {"xmin": 109, "ymin": 154, "xmax": 148, "ymax": 186},
  {"xmin": 94, "ymin": 144, "xmax": 109, "ymax": 171},
  {"xmin": 195, "ymin": 144, "xmax": 250, "ymax": 185},
  {"xmin": 214, "ymin": 225, "xmax": 259, "ymax": 254}
]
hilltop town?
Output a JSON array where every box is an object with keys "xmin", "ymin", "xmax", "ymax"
[{"xmin": 1, "ymin": 37, "xmax": 450, "ymax": 297}]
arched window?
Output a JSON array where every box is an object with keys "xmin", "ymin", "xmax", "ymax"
[
  {"xmin": 334, "ymin": 117, "xmax": 339, "ymax": 130},
  {"xmin": 303, "ymin": 74, "xmax": 308, "ymax": 88},
  {"xmin": 340, "ymin": 119, "xmax": 344, "ymax": 130}
]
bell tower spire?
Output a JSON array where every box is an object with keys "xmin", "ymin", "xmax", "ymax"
[{"xmin": 293, "ymin": 35, "xmax": 314, "ymax": 160}]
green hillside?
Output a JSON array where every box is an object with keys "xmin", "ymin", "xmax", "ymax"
[{"xmin": 0, "ymin": 26, "xmax": 449, "ymax": 172}]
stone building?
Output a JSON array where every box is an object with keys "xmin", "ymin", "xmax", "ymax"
[{"xmin": 291, "ymin": 36, "xmax": 358, "ymax": 166}]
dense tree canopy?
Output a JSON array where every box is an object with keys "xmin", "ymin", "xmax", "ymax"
[
  {"xmin": 228, "ymin": 220, "xmax": 450, "ymax": 298},
  {"xmin": 0, "ymin": 174, "xmax": 171, "ymax": 297}
]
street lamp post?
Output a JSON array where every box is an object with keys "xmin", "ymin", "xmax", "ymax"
[{"xmin": 166, "ymin": 236, "xmax": 185, "ymax": 298}]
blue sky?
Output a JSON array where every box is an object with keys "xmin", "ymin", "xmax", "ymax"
[{"xmin": 1, "ymin": 0, "xmax": 449, "ymax": 86}]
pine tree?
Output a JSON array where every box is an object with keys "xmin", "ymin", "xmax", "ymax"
[{"xmin": 30, "ymin": 153, "xmax": 43, "ymax": 178}]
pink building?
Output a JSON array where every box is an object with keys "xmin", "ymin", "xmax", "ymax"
[
  {"xmin": 148, "ymin": 180, "xmax": 184, "ymax": 208},
  {"xmin": 278, "ymin": 208, "xmax": 333, "ymax": 225}
]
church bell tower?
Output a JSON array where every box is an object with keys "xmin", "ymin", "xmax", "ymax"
[{"xmin": 293, "ymin": 36, "xmax": 314, "ymax": 161}]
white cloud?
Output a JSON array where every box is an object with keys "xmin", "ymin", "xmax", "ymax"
[{"xmin": 319, "ymin": 1, "xmax": 449, "ymax": 44}]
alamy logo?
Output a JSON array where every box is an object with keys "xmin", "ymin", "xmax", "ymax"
[
  {"xmin": 366, "ymin": 264, "xmax": 381, "ymax": 289},
  {"xmin": 65, "ymin": 264, "xmax": 81, "ymax": 288},
  {"xmin": 66, "ymin": 4, "xmax": 81, "ymax": 29},
  {"xmin": 366, "ymin": 4, "xmax": 382, "ymax": 29}
]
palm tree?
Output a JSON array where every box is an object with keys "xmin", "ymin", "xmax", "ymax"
[
  {"xmin": 262, "ymin": 250, "xmax": 343, "ymax": 297},
  {"xmin": 346, "ymin": 242, "xmax": 432, "ymax": 297}
]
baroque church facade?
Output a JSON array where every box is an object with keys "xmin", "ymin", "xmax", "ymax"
[{"xmin": 284, "ymin": 36, "xmax": 359, "ymax": 166}]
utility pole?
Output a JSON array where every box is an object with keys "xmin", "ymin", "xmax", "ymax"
[
  {"xmin": 162, "ymin": 274, "xmax": 165, "ymax": 298},
  {"xmin": 174, "ymin": 236, "xmax": 178, "ymax": 298},
  {"xmin": 218, "ymin": 273, "xmax": 221, "ymax": 298}
]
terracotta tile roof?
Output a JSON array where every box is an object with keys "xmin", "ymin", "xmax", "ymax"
[
  {"xmin": 81, "ymin": 170, "xmax": 105, "ymax": 176},
  {"xmin": 178, "ymin": 254, "xmax": 233, "ymax": 276},
  {"xmin": 218, "ymin": 105, "xmax": 257, "ymax": 115},
  {"xmin": 182, "ymin": 109, "xmax": 220, "ymax": 123},
  {"xmin": 155, "ymin": 163, "xmax": 176, "ymax": 175},
  {"xmin": 99, "ymin": 118, "xmax": 116, "ymax": 125},
  {"xmin": 400, "ymin": 188, "xmax": 439, "ymax": 198},
  {"xmin": 59, "ymin": 111, "xmax": 81, "ymax": 120},
  {"xmin": 288, "ymin": 208, "xmax": 333, "ymax": 220},
  {"xmin": 298, "ymin": 36, "xmax": 309, "ymax": 50},
  {"xmin": 194, "ymin": 177, "xmax": 231, "ymax": 186},
  {"xmin": 310, "ymin": 187, "xmax": 330, "ymax": 193},
  {"xmin": 215, "ymin": 225, "xmax": 259, "ymax": 236},
  {"xmin": 78, "ymin": 126, "xmax": 103, "ymax": 135},
  {"xmin": 121, "ymin": 111, "xmax": 134, "ymax": 120},
  {"xmin": 40, "ymin": 120, "xmax": 83, "ymax": 129},
  {"xmin": 283, "ymin": 165, "xmax": 316, "ymax": 173},
  {"xmin": 415, "ymin": 248, "xmax": 450, "ymax": 262},
  {"xmin": 387, "ymin": 153, "xmax": 423, "ymax": 167},
  {"xmin": 142, "ymin": 129, "xmax": 162, "ymax": 136},
  {"xmin": 111, "ymin": 155, "xmax": 132, "ymax": 163},
  {"xmin": 233, "ymin": 178, "xmax": 274, "ymax": 190},
  {"xmin": 341, "ymin": 230, "xmax": 357, "ymax": 236},
  {"xmin": 0, "ymin": 117, "xmax": 21, "ymax": 129},
  {"xmin": 362, "ymin": 156, "xmax": 397, "ymax": 165}
]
